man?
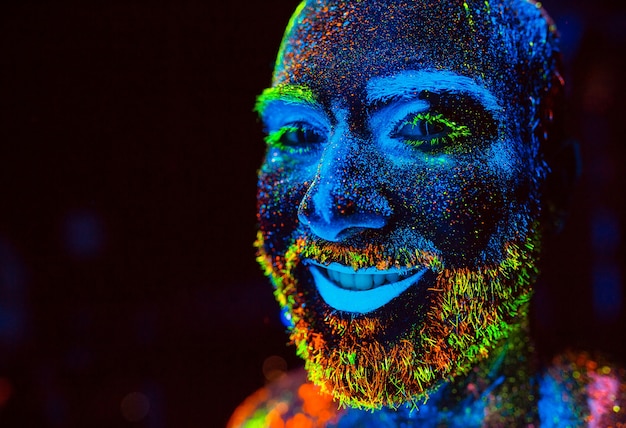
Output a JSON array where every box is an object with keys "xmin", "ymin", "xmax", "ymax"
[{"xmin": 230, "ymin": 0, "xmax": 625, "ymax": 426}]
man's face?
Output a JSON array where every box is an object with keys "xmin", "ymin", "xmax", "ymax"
[{"xmin": 256, "ymin": 0, "xmax": 556, "ymax": 410}]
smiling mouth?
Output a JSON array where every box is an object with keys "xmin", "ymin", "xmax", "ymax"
[{"xmin": 305, "ymin": 260, "xmax": 428, "ymax": 314}]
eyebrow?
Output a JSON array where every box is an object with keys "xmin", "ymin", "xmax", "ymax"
[
  {"xmin": 254, "ymin": 84, "xmax": 319, "ymax": 116},
  {"xmin": 366, "ymin": 70, "xmax": 502, "ymax": 114}
]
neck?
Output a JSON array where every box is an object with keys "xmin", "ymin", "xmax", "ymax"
[{"xmin": 338, "ymin": 319, "xmax": 538, "ymax": 427}]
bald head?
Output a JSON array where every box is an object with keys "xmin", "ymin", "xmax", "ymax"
[{"xmin": 274, "ymin": 0, "xmax": 559, "ymax": 112}]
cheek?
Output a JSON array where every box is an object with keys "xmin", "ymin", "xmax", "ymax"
[
  {"xmin": 389, "ymin": 159, "xmax": 514, "ymax": 264},
  {"xmin": 441, "ymin": 168, "xmax": 509, "ymax": 259},
  {"xmin": 257, "ymin": 162, "xmax": 308, "ymax": 249}
]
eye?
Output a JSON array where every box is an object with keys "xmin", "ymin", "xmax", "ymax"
[
  {"xmin": 265, "ymin": 123, "xmax": 326, "ymax": 154},
  {"xmin": 393, "ymin": 112, "xmax": 471, "ymax": 152}
]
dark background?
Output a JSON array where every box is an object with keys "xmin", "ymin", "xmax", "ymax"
[{"xmin": 0, "ymin": 0, "xmax": 624, "ymax": 426}]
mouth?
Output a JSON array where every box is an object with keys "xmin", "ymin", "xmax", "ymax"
[{"xmin": 304, "ymin": 260, "xmax": 428, "ymax": 314}]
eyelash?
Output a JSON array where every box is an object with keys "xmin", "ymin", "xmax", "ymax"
[
  {"xmin": 265, "ymin": 112, "xmax": 473, "ymax": 155},
  {"xmin": 264, "ymin": 123, "xmax": 325, "ymax": 155},
  {"xmin": 393, "ymin": 112, "xmax": 471, "ymax": 152}
]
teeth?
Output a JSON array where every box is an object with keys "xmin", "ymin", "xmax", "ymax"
[
  {"xmin": 339, "ymin": 272, "xmax": 354, "ymax": 288},
  {"xmin": 329, "ymin": 269, "xmax": 341, "ymax": 282},
  {"xmin": 354, "ymin": 274, "xmax": 373, "ymax": 290},
  {"xmin": 386, "ymin": 273, "xmax": 400, "ymax": 283},
  {"xmin": 373, "ymin": 274, "xmax": 386, "ymax": 287},
  {"xmin": 310, "ymin": 265, "xmax": 428, "ymax": 313},
  {"xmin": 322, "ymin": 268, "xmax": 412, "ymax": 291}
]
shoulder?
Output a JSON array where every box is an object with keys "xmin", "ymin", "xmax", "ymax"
[
  {"xmin": 227, "ymin": 367, "xmax": 345, "ymax": 428},
  {"xmin": 538, "ymin": 350, "xmax": 626, "ymax": 427}
]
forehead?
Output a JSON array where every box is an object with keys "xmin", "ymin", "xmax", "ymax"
[{"xmin": 273, "ymin": 0, "xmax": 545, "ymax": 107}]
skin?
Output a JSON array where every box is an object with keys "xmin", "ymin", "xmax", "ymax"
[{"xmin": 230, "ymin": 0, "xmax": 626, "ymax": 426}]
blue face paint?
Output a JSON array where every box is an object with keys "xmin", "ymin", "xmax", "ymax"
[
  {"xmin": 366, "ymin": 70, "xmax": 503, "ymax": 114},
  {"xmin": 255, "ymin": 0, "xmax": 564, "ymax": 413}
]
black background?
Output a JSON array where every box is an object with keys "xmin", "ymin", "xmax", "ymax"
[{"xmin": 0, "ymin": 0, "xmax": 625, "ymax": 426}]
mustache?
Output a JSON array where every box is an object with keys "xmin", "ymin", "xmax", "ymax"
[{"xmin": 292, "ymin": 230, "xmax": 444, "ymax": 272}]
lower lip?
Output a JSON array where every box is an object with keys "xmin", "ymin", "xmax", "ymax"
[{"xmin": 309, "ymin": 265, "xmax": 427, "ymax": 314}]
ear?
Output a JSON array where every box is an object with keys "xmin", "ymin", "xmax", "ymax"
[
  {"xmin": 543, "ymin": 137, "xmax": 581, "ymax": 234},
  {"xmin": 539, "ymin": 64, "xmax": 582, "ymax": 235}
]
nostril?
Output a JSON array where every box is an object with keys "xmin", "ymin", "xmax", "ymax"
[
  {"xmin": 334, "ymin": 225, "xmax": 376, "ymax": 241},
  {"xmin": 300, "ymin": 211, "xmax": 389, "ymax": 242}
]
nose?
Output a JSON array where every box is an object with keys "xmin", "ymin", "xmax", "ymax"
[{"xmin": 297, "ymin": 139, "xmax": 391, "ymax": 242}]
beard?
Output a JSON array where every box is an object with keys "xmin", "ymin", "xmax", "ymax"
[{"xmin": 255, "ymin": 220, "xmax": 541, "ymax": 410}]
